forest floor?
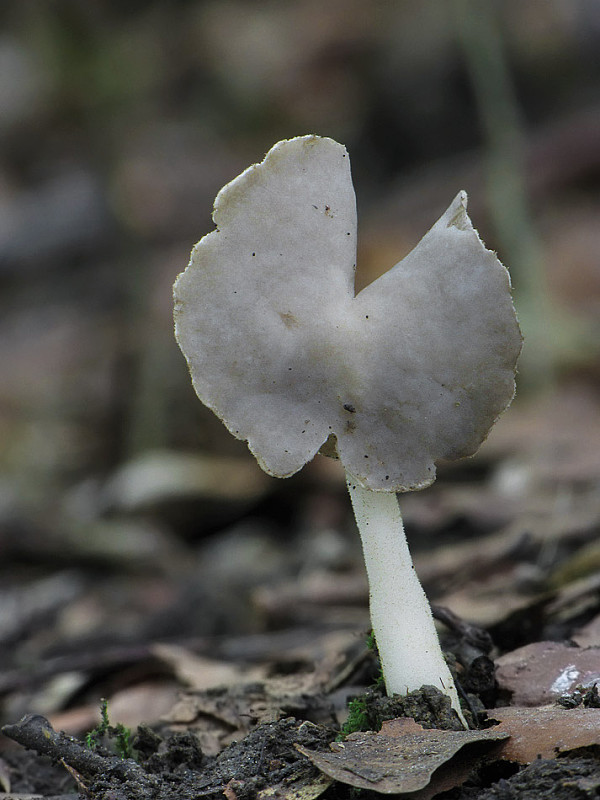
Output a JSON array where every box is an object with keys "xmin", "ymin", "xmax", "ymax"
[
  {"xmin": 2, "ymin": 4, "xmax": 600, "ymax": 798},
  {"xmin": 2, "ymin": 382, "xmax": 600, "ymax": 799}
]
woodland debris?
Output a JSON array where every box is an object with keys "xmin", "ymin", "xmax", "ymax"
[{"xmin": 298, "ymin": 717, "xmax": 507, "ymax": 797}]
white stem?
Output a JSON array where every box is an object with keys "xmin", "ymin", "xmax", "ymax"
[{"xmin": 346, "ymin": 473, "xmax": 468, "ymax": 728}]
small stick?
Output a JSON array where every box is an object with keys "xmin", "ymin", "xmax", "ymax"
[{"xmin": 1, "ymin": 715, "xmax": 142, "ymax": 783}]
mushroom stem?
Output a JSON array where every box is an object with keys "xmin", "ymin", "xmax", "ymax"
[{"xmin": 346, "ymin": 473, "xmax": 468, "ymax": 728}]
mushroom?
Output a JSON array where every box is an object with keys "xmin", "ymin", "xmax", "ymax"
[{"xmin": 173, "ymin": 135, "xmax": 522, "ymax": 727}]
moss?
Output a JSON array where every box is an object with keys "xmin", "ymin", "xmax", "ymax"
[{"xmin": 85, "ymin": 698, "xmax": 134, "ymax": 760}]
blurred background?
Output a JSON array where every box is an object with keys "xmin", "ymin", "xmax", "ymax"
[{"xmin": 1, "ymin": 0, "xmax": 600, "ymax": 736}]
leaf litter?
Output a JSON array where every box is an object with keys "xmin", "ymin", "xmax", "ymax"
[{"xmin": 5, "ymin": 385, "xmax": 600, "ymax": 797}]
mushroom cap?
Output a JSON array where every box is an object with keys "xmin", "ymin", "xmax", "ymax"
[{"xmin": 174, "ymin": 135, "xmax": 522, "ymax": 491}]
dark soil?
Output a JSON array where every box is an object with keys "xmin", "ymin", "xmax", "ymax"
[
  {"xmin": 3, "ymin": 714, "xmax": 334, "ymax": 800},
  {"xmin": 2, "ymin": 747, "xmax": 77, "ymax": 798},
  {"xmin": 344, "ymin": 683, "xmax": 472, "ymax": 734},
  {"xmin": 463, "ymin": 754, "xmax": 600, "ymax": 800}
]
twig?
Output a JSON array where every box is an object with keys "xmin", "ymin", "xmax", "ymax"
[
  {"xmin": 432, "ymin": 604, "xmax": 492, "ymax": 654},
  {"xmin": 1, "ymin": 715, "xmax": 142, "ymax": 783}
]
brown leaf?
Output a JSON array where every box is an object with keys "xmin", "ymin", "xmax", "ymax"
[
  {"xmin": 102, "ymin": 682, "xmax": 180, "ymax": 729},
  {"xmin": 297, "ymin": 718, "xmax": 507, "ymax": 796},
  {"xmin": 495, "ymin": 641, "xmax": 600, "ymax": 705},
  {"xmin": 151, "ymin": 643, "xmax": 264, "ymax": 690},
  {"xmin": 489, "ymin": 705, "xmax": 600, "ymax": 763}
]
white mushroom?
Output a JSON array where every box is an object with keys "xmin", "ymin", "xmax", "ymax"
[{"xmin": 174, "ymin": 135, "xmax": 522, "ymax": 727}]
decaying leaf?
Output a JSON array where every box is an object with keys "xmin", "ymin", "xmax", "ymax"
[
  {"xmin": 150, "ymin": 644, "xmax": 265, "ymax": 691},
  {"xmin": 257, "ymin": 772, "xmax": 332, "ymax": 800},
  {"xmin": 489, "ymin": 705, "xmax": 600, "ymax": 763},
  {"xmin": 224, "ymin": 770, "xmax": 332, "ymax": 800},
  {"xmin": 164, "ymin": 674, "xmax": 336, "ymax": 755},
  {"xmin": 495, "ymin": 641, "xmax": 600, "ymax": 706},
  {"xmin": 297, "ymin": 717, "xmax": 507, "ymax": 796},
  {"xmin": 103, "ymin": 450, "xmax": 269, "ymax": 512}
]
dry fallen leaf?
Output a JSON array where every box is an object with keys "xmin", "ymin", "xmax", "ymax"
[
  {"xmin": 489, "ymin": 705, "xmax": 600, "ymax": 763},
  {"xmin": 222, "ymin": 766, "xmax": 332, "ymax": 800},
  {"xmin": 297, "ymin": 718, "xmax": 507, "ymax": 796},
  {"xmin": 495, "ymin": 641, "xmax": 600, "ymax": 705},
  {"xmin": 102, "ymin": 682, "xmax": 180, "ymax": 730},
  {"xmin": 103, "ymin": 450, "xmax": 269, "ymax": 512},
  {"xmin": 151, "ymin": 644, "xmax": 264, "ymax": 690},
  {"xmin": 165, "ymin": 673, "xmax": 336, "ymax": 756}
]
